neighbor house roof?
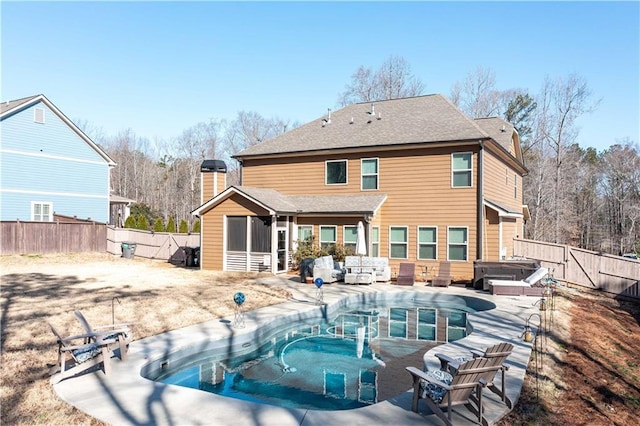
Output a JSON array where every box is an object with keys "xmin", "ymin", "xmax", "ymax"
[
  {"xmin": 0, "ymin": 94, "xmax": 116, "ymax": 166},
  {"xmin": 235, "ymin": 94, "xmax": 491, "ymax": 159},
  {"xmin": 192, "ymin": 186, "xmax": 387, "ymax": 217}
]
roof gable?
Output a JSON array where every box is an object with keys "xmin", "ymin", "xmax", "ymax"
[
  {"xmin": 235, "ymin": 94, "xmax": 490, "ymax": 158},
  {"xmin": 1, "ymin": 94, "xmax": 116, "ymax": 166}
]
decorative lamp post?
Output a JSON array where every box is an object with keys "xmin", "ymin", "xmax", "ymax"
[
  {"xmin": 314, "ymin": 278, "xmax": 324, "ymax": 304},
  {"xmin": 233, "ymin": 292, "xmax": 245, "ymax": 328}
]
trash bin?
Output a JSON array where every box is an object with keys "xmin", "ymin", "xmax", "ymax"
[
  {"xmin": 121, "ymin": 242, "xmax": 137, "ymax": 259},
  {"xmin": 184, "ymin": 247, "xmax": 200, "ymax": 267}
]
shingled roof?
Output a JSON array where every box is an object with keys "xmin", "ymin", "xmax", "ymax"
[
  {"xmin": 0, "ymin": 95, "xmax": 40, "ymax": 115},
  {"xmin": 473, "ymin": 117, "xmax": 515, "ymax": 151},
  {"xmin": 235, "ymin": 94, "xmax": 491, "ymax": 158},
  {"xmin": 192, "ymin": 186, "xmax": 387, "ymax": 217}
]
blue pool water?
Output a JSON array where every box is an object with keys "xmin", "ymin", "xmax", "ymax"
[{"xmin": 151, "ymin": 296, "xmax": 488, "ymax": 411}]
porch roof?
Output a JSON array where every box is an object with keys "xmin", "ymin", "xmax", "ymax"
[
  {"xmin": 483, "ymin": 198, "xmax": 524, "ymax": 218},
  {"xmin": 192, "ymin": 185, "xmax": 387, "ymax": 217}
]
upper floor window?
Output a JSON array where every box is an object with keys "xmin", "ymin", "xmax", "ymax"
[
  {"xmin": 514, "ymin": 173, "xmax": 518, "ymax": 199},
  {"xmin": 32, "ymin": 202, "xmax": 52, "ymax": 222},
  {"xmin": 447, "ymin": 226, "xmax": 468, "ymax": 261},
  {"xmin": 343, "ymin": 225, "xmax": 357, "ymax": 252},
  {"xmin": 389, "ymin": 226, "xmax": 408, "ymax": 259},
  {"xmin": 34, "ymin": 107, "xmax": 45, "ymax": 124},
  {"xmin": 361, "ymin": 158, "xmax": 378, "ymax": 190},
  {"xmin": 452, "ymin": 153, "xmax": 472, "ymax": 187},
  {"xmin": 418, "ymin": 226, "xmax": 437, "ymax": 260},
  {"xmin": 319, "ymin": 225, "xmax": 337, "ymax": 251},
  {"xmin": 326, "ymin": 160, "xmax": 347, "ymax": 185}
]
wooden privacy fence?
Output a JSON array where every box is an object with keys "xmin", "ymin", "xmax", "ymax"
[
  {"xmin": 107, "ymin": 227, "xmax": 200, "ymax": 260},
  {"xmin": 514, "ymin": 238, "xmax": 640, "ymax": 300},
  {"xmin": 0, "ymin": 220, "xmax": 106, "ymax": 255}
]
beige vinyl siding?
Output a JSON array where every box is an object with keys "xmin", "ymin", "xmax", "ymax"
[
  {"xmin": 200, "ymin": 193, "xmax": 270, "ymax": 271},
  {"xmin": 240, "ymin": 145, "xmax": 480, "ymax": 280},
  {"xmin": 483, "ymin": 152, "xmax": 522, "ymax": 210},
  {"xmin": 201, "ymin": 173, "xmax": 214, "ymax": 204},
  {"xmin": 501, "ymin": 217, "xmax": 518, "ymax": 258},
  {"xmin": 483, "ymin": 207, "xmax": 500, "ymax": 260}
]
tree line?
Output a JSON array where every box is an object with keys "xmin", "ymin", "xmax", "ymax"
[{"xmin": 82, "ymin": 56, "xmax": 639, "ymax": 255}]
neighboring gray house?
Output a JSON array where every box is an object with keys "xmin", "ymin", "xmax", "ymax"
[{"xmin": 1, "ymin": 94, "xmax": 116, "ymax": 223}]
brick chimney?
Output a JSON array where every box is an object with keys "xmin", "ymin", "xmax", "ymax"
[{"xmin": 200, "ymin": 160, "xmax": 227, "ymax": 203}]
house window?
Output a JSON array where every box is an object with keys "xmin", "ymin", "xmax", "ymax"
[
  {"xmin": 34, "ymin": 108, "xmax": 45, "ymax": 124},
  {"xmin": 343, "ymin": 225, "xmax": 357, "ymax": 252},
  {"xmin": 32, "ymin": 202, "xmax": 52, "ymax": 222},
  {"xmin": 371, "ymin": 226, "xmax": 380, "ymax": 257},
  {"xmin": 251, "ymin": 216, "xmax": 271, "ymax": 253},
  {"xmin": 227, "ymin": 216, "xmax": 247, "ymax": 251},
  {"xmin": 319, "ymin": 225, "xmax": 337, "ymax": 251},
  {"xmin": 452, "ymin": 153, "xmax": 472, "ymax": 187},
  {"xmin": 418, "ymin": 226, "xmax": 437, "ymax": 260},
  {"xmin": 361, "ymin": 158, "xmax": 378, "ymax": 190},
  {"xmin": 514, "ymin": 173, "xmax": 518, "ymax": 199},
  {"xmin": 389, "ymin": 226, "xmax": 408, "ymax": 259},
  {"xmin": 326, "ymin": 160, "xmax": 347, "ymax": 185},
  {"xmin": 297, "ymin": 225, "xmax": 312, "ymax": 242},
  {"xmin": 448, "ymin": 227, "xmax": 468, "ymax": 261}
]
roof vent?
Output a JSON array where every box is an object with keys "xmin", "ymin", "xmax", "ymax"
[
  {"xmin": 501, "ymin": 125, "xmax": 506, "ymax": 132},
  {"xmin": 350, "ymin": 117, "xmax": 354, "ymax": 124},
  {"xmin": 369, "ymin": 103, "xmax": 375, "ymax": 115},
  {"xmin": 377, "ymin": 112, "xmax": 382, "ymax": 120}
]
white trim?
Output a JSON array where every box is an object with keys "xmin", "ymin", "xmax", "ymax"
[
  {"xmin": 483, "ymin": 199, "xmax": 524, "ymax": 219},
  {"xmin": 417, "ymin": 225, "xmax": 438, "ymax": 260},
  {"xmin": 325, "ymin": 159, "xmax": 348, "ymax": 186},
  {"xmin": 447, "ymin": 226, "xmax": 469, "ymax": 262},
  {"xmin": 192, "ymin": 186, "xmax": 276, "ymax": 217},
  {"xmin": 319, "ymin": 225, "xmax": 337, "ymax": 249},
  {"xmin": 451, "ymin": 152, "xmax": 473, "ymax": 188},
  {"xmin": 388, "ymin": 225, "xmax": 409, "ymax": 259},
  {"xmin": 360, "ymin": 157, "xmax": 379, "ymax": 191},
  {"xmin": 1, "ymin": 95, "xmax": 116, "ymax": 166}
]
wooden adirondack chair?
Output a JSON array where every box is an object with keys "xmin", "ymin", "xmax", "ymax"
[
  {"xmin": 74, "ymin": 310, "xmax": 132, "ymax": 361},
  {"xmin": 48, "ymin": 322, "xmax": 113, "ymax": 384},
  {"xmin": 435, "ymin": 342, "xmax": 514, "ymax": 408},
  {"xmin": 406, "ymin": 357, "xmax": 502, "ymax": 426}
]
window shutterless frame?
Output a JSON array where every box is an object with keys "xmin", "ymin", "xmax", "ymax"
[
  {"xmin": 451, "ymin": 152, "xmax": 473, "ymax": 187},
  {"xmin": 361, "ymin": 158, "xmax": 378, "ymax": 190},
  {"xmin": 325, "ymin": 160, "xmax": 348, "ymax": 185}
]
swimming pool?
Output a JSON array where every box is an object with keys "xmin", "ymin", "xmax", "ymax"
[{"xmin": 146, "ymin": 293, "xmax": 494, "ymax": 411}]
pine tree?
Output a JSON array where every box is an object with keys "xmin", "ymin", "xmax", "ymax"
[
  {"xmin": 137, "ymin": 214, "xmax": 149, "ymax": 231},
  {"xmin": 124, "ymin": 215, "xmax": 136, "ymax": 229},
  {"xmin": 192, "ymin": 219, "xmax": 201, "ymax": 233},
  {"xmin": 153, "ymin": 217, "xmax": 165, "ymax": 232},
  {"xmin": 179, "ymin": 219, "xmax": 188, "ymax": 233},
  {"xmin": 166, "ymin": 216, "xmax": 176, "ymax": 233}
]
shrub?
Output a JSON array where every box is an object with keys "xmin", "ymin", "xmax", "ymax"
[
  {"xmin": 178, "ymin": 219, "xmax": 189, "ymax": 234},
  {"xmin": 153, "ymin": 217, "xmax": 165, "ymax": 232},
  {"xmin": 136, "ymin": 214, "xmax": 149, "ymax": 231},
  {"xmin": 192, "ymin": 219, "xmax": 201, "ymax": 233},
  {"xmin": 124, "ymin": 215, "xmax": 136, "ymax": 229},
  {"xmin": 166, "ymin": 216, "xmax": 176, "ymax": 233}
]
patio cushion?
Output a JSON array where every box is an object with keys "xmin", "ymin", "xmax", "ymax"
[{"xmin": 419, "ymin": 369, "xmax": 453, "ymax": 403}]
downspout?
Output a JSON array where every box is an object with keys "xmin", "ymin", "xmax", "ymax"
[
  {"xmin": 237, "ymin": 159, "xmax": 243, "ymax": 185},
  {"xmin": 477, "ymin": 141, "xmax": 484, "ymax": 260}
]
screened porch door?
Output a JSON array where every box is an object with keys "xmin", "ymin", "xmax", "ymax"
[{"xmin": 277, "ymin": 227, "xmax": 288, "ymax": 273}]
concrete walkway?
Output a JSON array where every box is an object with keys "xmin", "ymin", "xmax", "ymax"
[{"xmin": 53, "ymin": 277, "xmax": 542, "ymax": 425}]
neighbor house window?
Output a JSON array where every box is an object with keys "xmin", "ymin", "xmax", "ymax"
[
  {"xmin": 297, "ymin": 225, "xmax": 312, "ymax": 242},
  {"xmin": 361, "ymin": 158, "xmax": 378, "ymax": 190},
  {"xmin": 343, "ymin": 225, "xmax": 357, "ymax": 252},
  {"xmin": 32, "ymin": 202, "xmax": 52, "ymax": 222},
  {"xmin": 227, "ymin": 216, "xmax": 247, "ymax": 251},
  {"xmin": 389, "ymin": 226, "xmax": 408, "ymax": 259},
  {"xmin": 448, "ymin": 227, "xmax": 468, "ymax": 261},
  {"xmin": 326, "ymin": 160, "xmax": 347, "ymax": 185},
  {"xmin": 319, "ymin": 225, "xmax": 337, "ymax": 251},
  {"xmin": 418, "ymin": 226, "xmax": 437, "ymax": 260},
  {"xmin": 371, "ymin": 226, "xmax": 380, "ymax": 257},
  {"xmin": 452, "ymin": 153, "xmax": 472, "ymax": 187}
]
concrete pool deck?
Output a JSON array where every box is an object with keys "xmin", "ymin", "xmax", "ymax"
[{"xmin": 53, "ymin": 277, "xmax": 543, "ymax": 425}]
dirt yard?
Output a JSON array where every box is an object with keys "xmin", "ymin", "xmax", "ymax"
[{"xmin": 2, "ymin": 253, "xmax": 639, "ymax": 425}]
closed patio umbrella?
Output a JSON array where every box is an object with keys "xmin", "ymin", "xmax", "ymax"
[{"xmin": 355, "ymin": 221, "xmax": 367, "ymax": 257}]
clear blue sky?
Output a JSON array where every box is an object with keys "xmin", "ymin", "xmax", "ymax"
[{"xmin": 2, "ymin": 1, "xmax": 638, "ymax": 153}]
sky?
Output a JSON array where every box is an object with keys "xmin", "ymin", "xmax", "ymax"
[{"xmin": 2, "ymin": 1, "xmax": 639, "ymax": 154}]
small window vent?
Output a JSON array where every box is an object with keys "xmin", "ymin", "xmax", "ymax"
[{"xmin": 34, "ymin": 108, "xmax": 45, "ymax": 124}]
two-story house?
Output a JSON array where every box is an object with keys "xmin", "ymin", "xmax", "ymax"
[
  {"xmin": 192, "ymin": 94, "xmax": 528, "ymax": 281},
  {"xmin": 1, "ymin": 94, "xmax": 116, "ymax": 224}
]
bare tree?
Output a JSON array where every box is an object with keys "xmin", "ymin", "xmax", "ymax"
[
  {"xmin": 450, "ymin": 66, "xmax": 506, "ymax": 118},
  {"xmin": 337, "ymin": 55, "xmax": 425, "ymax": 106}
]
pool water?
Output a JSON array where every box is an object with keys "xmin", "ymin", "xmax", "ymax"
[{"xmin": 154, "ymin": 301, "xmax": 472, "ymax": 410}]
